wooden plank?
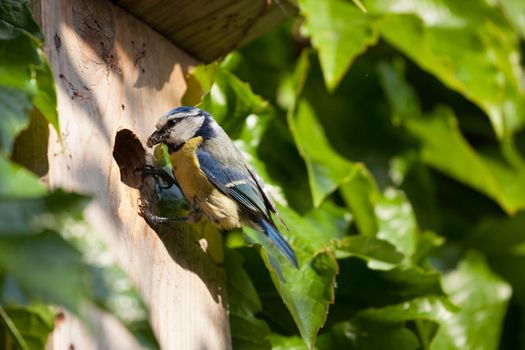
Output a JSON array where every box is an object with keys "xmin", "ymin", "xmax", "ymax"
[
  {"xmin": 31, "ymin": 0, "xmax": 231, "ymax": 349},
  {"xmin": 113, "ymin": 0, "xmax": 298, "ymax": 62}
]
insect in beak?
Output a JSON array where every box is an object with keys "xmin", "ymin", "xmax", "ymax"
[{"xmin": 147, "ymin": 129, "xmax": 164, "ymax": 148}]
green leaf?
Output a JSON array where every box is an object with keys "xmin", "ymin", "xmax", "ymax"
[
  {"xmin": 316, "ymin": 318, "xmax": 420, "ymax": 350},
  {"xmin": 3, "ymin": 303, "xmax": 54, "ymax": 350},
  {"xmin": 0, "ymin": 304, "xmax": 30, "ymax": 350},
  {"xmin": 0, "ymin": 0, "xmax": 43, "ymax": 40},
  {"xmin": 374, "ymin": 188, "xmax": 417, "ymax": 258},
  {"xmin": 289, "ymin": 99, "xmax": 356, "ymax": 207},
  {"xmin": 351, "ymin": 0, "xmax": 367, "ymax": 12},
  {"xmin": 298, "ymin": 0, "xmax": 379, "ymax": 90},
  {"xmin": 260, "ymin": 248, "xmax": 337, "ymax": 350},
  {"xmin": 375, "ymin": 5, "xmax": 525, "ymax": 138},
  {"xmin": 0, "ymin": 85, "xmax": 33, "ymax": 154},
  {"xmin": 0, "ymin": 189, "xmax": 88, "ymax": 234},
  {"xmin": 467, "ymin": 213, "xmax": 525, "ymax": 256},
  {"xmin": 304, "ymin": 200, "xmax": 352, "ymax": 242},
  {"xmin": 189, "ymin": 64, "xmax": 341, "ymax": 348},
  {"xmin": 0, "ymin": 231, "xmax": 90, "ymax": 315},
  {"xmin": 333, "ymin": 0, "xmax": 525, "ymax": 138},
  {"xmin": 378, "ymin": 60, "xmax": 525, "ymax": 214},
  {"xmin": 34, "ymin": 52, "xmax": 58, "ymax": 133},
  {"xmin": 465, "ymin": 213, "xmax": 525, "ymax": 305},
  {"xmin": 242, "ymin": 201, "xmax": 350, "ymax": 348},
  {"xmin": 198, "ymin": 67, "xmax": 269, "ymax": 139},
  {"xmin": 0, "ymin": 189, "xmax": 159, "ymax": 349},
  {"xmin": 244, "ymin": 204, "xmax": 340, "ymax": 349},
  {"xmin": 389, "ymin": 152, "xmax": 441, "ymax": 232},
  {"xmin": 0, "ymin": 34, "xmax": 38, "ymax": 92},
  {"xmin": 247, "ymin": 207, "xmax": 346, "ymax": 347},
  {"xmin": 278, "ymin": 203, "xmax": 347, "ymax": 253},
  {"xmin": 340, "ymin": 164, "xmax": 417, "ymax": 258},
  {"xmin": 224, "ymin": 248, "xmax": 271, "ymax": 350},
  {"xmin": 335, "ymin": 236, "xmax": 404, "ymax": 269},
  {"xmin": 356, "ymin": 296, "xmax": 454, "ymax": 324},
  {"xmin": 432, "ymin": 252, "xmax": 511, "ymax": 350},
  {"xmin": 339, "ymin": 296, "xmax": 453, "ymax": 348},
  {"xmin": 413, "ymin": 231, "xmax": 444, "ymax": 267},
  {"xmin": 269, "ymin": 334, "xmax": 307, "ymax": 350},
  {"xmin": 0, "ymin": 156, "xmax": 46, "ymax": 198},
  {"xmin": 499, "ymin": 0, "xmax": 525, "ymax": 37},
  {"xmin": 340, "ymin": 166, "xmax": 379, "ymax": 237}
]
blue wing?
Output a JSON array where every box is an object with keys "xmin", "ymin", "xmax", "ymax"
[
  {"xmin": 197, "ymin": 147, "xmax": 299, "ymax": 268},
  {"xmin": 197, "ymin": 149, "xmax": 268, "ymax": 217}
]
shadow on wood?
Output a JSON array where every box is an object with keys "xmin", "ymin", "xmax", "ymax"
[
  {"xmin": 34, "ymin": 0, "xmax": 232, "ymax": 348},
  {"xmin": 112, "ymin": 129, "xmax": 226, "ymax": 304}
]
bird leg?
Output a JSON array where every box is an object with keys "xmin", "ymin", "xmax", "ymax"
[
  {"xmin": 138, "ymin": 198, "xmax": 202, "ymax": 225},
  {"xmin": 135, "ymin": 164, "xmax": 177, "ymax": 189}
]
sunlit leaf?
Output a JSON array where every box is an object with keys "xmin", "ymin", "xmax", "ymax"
[
  {"xmin": 499, "ymin": 0, "xmax": 525, "ymax": 37},
  {"xmin": 243, "ymin": 202, "xmax": 345, "ymax": 348},
  {"xmin": 298, "ymin": 0, "xmax": 379, "ymax": 90},
  {"xmin": 466, "ymin": 213, "xmax": 525, "ymax": 305},
  {"xmin": 335, "ymin": 236, "xmax": 404, "ymax": 269},
  {"xmin": 340, "ymin": 166, "xmax": 417, "ymax": 258},
  {"xmin": 289, "ymin": 99, "xmax": 356, "ymax": 207},
  {"xmin": 351, "ymin": 0, "xmax": 367, "ymax": 12},
  {"xmin": 374, "ymin": 188, "xmax": 417, "ymax": 258},
  {"xmin": 389, "ymin": 152, "xmax": 441, "ymax": 232},
  {"xmin": 198, "ymin": 67, "xmax": 269, "ymax": 139},
  {"xmin": 0, "ymin": 156, "xmax": 46, "ymax": 198},
  {"xmin": 34, "ymin": 52, "xmax": 58, "ymax": 133},
  {"xmin": 378, "ymin": 60, "xmax": 525, "ymax": 214},
  {"xmin": 432, "ymin": 252, "xmax": 511, "ymax": 350},
  {"xmin": 269, "ymin": 334, "xmax": 306, "ymax": 350},
  {"xmin": 243, "ymin": 204, "xmax": 340, "ymax": 348},
  {"xmin": 304, "ymin": 200, "xmax": 352, "ymax": 242},
  {"xmin": 374, "ymin": 3, "xmax": 525, "ymax": 138},
  {"xmin": 340, "ymin": 166, "xmax": 379, "ymax": 237},
  {"xmin": 257, "ymin": 245, "xmax": 337, "ymax": 350},
  {"xmin": 186, "ymin": 61, "xmax": 340, "ymax": 349}
]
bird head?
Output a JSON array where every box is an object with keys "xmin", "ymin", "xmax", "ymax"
[{"xmin": 147, "ymin": 106, "xmax": 210, "ymax": 149}]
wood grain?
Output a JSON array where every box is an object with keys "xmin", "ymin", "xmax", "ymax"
[
  {"xmin": 32, "ymin": 0, "xmax": 231, "ymax": 349},
  {"xmin": 113, "ymin": 0, "xmax": 298, "ymax": 62}
]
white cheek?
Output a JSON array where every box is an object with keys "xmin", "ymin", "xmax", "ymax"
[
  {"xmin": 167, "ymin": 120, "xmax": 195, "ymax": 144},
  {"xmin": 166, "ymin": 130, "xmax": 187, "ymax": 145}
]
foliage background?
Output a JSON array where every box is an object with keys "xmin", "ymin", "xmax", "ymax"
[
  {"xmin": 192, "ymin": 0, "xmax": 525, "ymax": 348},
  {"xmin": 2, "ymin": 0, "xmax": 525, "ymax": 349}
]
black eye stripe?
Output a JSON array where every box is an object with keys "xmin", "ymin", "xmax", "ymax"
[{"xmin": 166, "ymin": 118, "xmax": 184, "ymax": 127}]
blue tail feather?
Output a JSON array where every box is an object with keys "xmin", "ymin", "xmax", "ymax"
[{"xmin": 260, "ymin": 219, "xmax": 298, "ymax": 268}]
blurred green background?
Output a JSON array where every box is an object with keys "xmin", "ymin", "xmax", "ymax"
[{"xmin": 2, "ymin": 0, "xmax": 525, "ymax": 349}]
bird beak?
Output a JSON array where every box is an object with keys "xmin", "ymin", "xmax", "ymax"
[{"xmin": 147, "ymin": 129, "xmax": 164, "ymax": 148}]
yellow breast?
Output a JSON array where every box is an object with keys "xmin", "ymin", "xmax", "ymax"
[
  {"xmin": 170, "ymin": 137, "xmax": 243, "ymax": 229},
  {"xmin": 170, "ymin": 136, "xmax": 214, "ymax": 201}
]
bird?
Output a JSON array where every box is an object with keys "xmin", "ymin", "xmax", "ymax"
[{"xmin": 145, "ymin": 106, "xmax": 298, "ymax": 268}]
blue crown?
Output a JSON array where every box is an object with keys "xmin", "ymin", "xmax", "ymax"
[{"xmin": 168, "ymin": 106, "xmax": 201, "ymax": 115}]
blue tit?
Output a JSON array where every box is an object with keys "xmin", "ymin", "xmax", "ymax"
[{"xmin": 147, "ymin": 106, "xmax": 298, "ymax": 268}]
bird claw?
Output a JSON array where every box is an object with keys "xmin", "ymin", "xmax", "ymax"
[
  {"xmin": 139, "ymin": 198, "xmax": 200, "ymax": 225},
  {"xmin": 135, "ymin": 164, "xmax": 177, "ymax": 189}
]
